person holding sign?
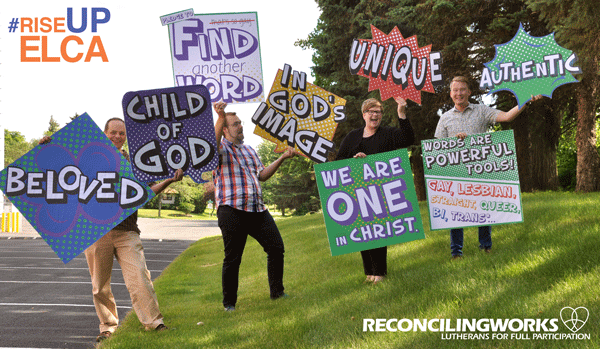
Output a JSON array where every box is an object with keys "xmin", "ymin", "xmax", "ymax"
[
  {"xmin": 212, "ymin": 101, "xmax": 298, "ymax": 311},
  {"xmin": 434, "ymin": 76, "xmax": 541, "ymax": 259},
  {"xmin": 336, "ymin": 97, "xmax": 415, "ymax": 284},
  {"xmin": 40, "ymin": 118, "xmax": 184, "ymax": 342}
]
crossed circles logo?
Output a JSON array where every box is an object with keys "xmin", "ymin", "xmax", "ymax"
[{"xmin": 560, "ymin": 307, "xmax": 589, "ymax": 333}]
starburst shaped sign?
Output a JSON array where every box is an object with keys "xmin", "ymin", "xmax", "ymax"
[
  {"xmin": 349, "ymin": 25, "xmax": 443, "ymax": 104},
  {"xmin": 480, "ymin": 23, "xmax": 581, "ymax": 107}
]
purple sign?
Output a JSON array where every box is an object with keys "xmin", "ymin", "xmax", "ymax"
[
  {"xmin": 122, "ymin": 85, "xmax": 218, "ymax": 183},
  {"xmin": 0, "ymin": 114, "xmax": 155, "ymax": 263}
]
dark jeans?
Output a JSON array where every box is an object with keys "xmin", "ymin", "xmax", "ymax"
[
  {"xmin": 361, "ymin": 246, "xmax": 387, "ymax": 276},
  {"xmin": 450, "ymin": 226, "xmax": 492, "ymax": 256},
  {"xmin": 217, "ymin": 205, "xmax": 285, "ymax": 307}
]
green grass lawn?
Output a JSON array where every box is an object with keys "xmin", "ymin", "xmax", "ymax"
[{"xmin": 100, "ymin": 191, "xmax": 600, "ymax": 348}]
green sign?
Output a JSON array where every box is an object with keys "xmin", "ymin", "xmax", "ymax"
[
  {"xmin": 314, "ymin": 148, "xmax": 425, "ymax": 256},
  {"xmin": 422, "ymin": 130, "xmax": 523, "ymax": 231},
  {"xmin": 480, "ymin": 23, "xmax": 580, "ymax": 107}
]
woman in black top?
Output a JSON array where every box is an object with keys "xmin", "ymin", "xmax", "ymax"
[{"xmin": 335, "ymin": 97, "xmax": 415, "ymax": 284}]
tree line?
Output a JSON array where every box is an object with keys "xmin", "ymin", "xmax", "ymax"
[
  {"xmin": 5, "ymin": 1, "xmax": 598, "ymax": 215},
  {"xmin": 294, "ymin": 0, "xmax": 599, "ymax": 201}
]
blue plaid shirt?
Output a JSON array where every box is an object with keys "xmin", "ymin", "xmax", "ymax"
[{"xmin": 213, "ymin": 138, "xmax": 266, "ymax": 212}]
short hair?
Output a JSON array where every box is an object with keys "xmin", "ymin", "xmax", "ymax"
[
  {"xmin": 450, "ymin": 76, "xmax": 471, "ymax": 90},
  {"xmin": 361, "ymin": 98, "xmax": 383, "ymax": 114},
  {"xmin": 223, "ymin": 112, "xmax": 237, "ymax": 127},
  {"xmin": 104, "ymin": 118, "xmax": 125, "ymax": 132}
]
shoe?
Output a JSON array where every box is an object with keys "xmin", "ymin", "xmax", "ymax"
[
  {"xmin": 96, "ymin": 331, "xmax": 112, "ymax": 342},
  {"xmin": 224, "ymin": 306, "xmax": 236, "ymax": 312},
  {"xmin": 451, "ymin": 255, "xmax": 463, "ymax": 260},
  {"xmin": 484, "ymin": 248, "xmax": 491, "ymax": 253},
  {"xmin": 155, "ymin": 324, "xmax": 168, "ymax": 331},
  {"xmin": 271, "ymin": 293, "xmax": 289, "ymax": 300}
]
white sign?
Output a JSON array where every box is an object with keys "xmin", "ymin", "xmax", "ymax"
[{"xmin": 168, "ymin": 12, "xmax": 265, "ymax": 104}]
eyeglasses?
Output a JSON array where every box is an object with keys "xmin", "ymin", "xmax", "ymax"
[{"xmin": 366, "ymin": 110, "xmax": 382, "ymax": 116}]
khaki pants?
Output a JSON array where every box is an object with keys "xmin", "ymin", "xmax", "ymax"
[{"xmin": 84, "ymin": 230, "xmax": 163, "ymax": 333}]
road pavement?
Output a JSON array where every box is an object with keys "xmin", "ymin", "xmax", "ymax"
[{"xmin": 0, "ymin": 217, "xmax": 220, "ymax": 348}]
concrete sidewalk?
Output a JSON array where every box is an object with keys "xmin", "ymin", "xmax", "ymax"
[{"xmin": 0, "ymin": 216, "xmax": 221, "ymax": 241}]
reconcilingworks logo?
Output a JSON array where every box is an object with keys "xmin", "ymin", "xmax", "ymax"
[
  {"xmin": 560, "ymin": 307, "xmax": 589, "ymax": 333},
  {"xmin": 363, "ymin": 307, "xmax": 591, "ymax": 341}
]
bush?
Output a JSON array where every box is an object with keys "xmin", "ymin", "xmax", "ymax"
[
  {"xmin": 292, "ymin": 196, "xmax": 321, "ymax": 216},
  {"xmin": 144, "ymin": 195, "xmax": 160, "ymax": 209},
  {"xmin": 193, "ymin": 192, "xmax": 208, "ymax": 214},
  {"xmin": 179, "ymin": 202, "xmax": 195, "ymax": 216}
]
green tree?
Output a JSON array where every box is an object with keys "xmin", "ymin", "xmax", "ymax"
[
  {"xmin": 297, "ymin": 0, "xmax": 426, "ymax": 196},
  {"xmin": 144, "ymin": 176, "xmax": 206, "ymax": 215},
  {"xmin": 257, "ymin": 141, "xmax": 320, "ymax": 215},
  {"xmin": 170, "ymin": 176, "xmax": 204, "ymax": 214},
  {"xmin": 525, "ymin": 0, "xmax": 600, "ymax": 192},
  {"xmin": 44, "ymin": 116, "xmax": 61, "ymax": 137},
  {"xmin": 4, "ymin": 130, "xmax": 34, "ymax": 167},
  {"xmin": 179, "ymin": 202, "xmax": 195, "ymax": 216},
  {"xmin": 299, "ymin": 0, "xmax": 573, "ymax": 196},
  {"xmin": 400, "ymin": 0, "xmax": 565, "ymax": 192}
]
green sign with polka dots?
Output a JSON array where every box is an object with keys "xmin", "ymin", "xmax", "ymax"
[
  {"xmin": 479, "ymin": 23, "xmax": 580, "ymax": 107},
  {"xmin": 421, "ymin": 130, "xmax": 522, "ymax": 231},
  {"xmin": 314, "ymin": 148, "xmax": 425, "ymax": 256}
]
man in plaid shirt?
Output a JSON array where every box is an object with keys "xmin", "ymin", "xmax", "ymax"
[{"xmin": 212, "ymin": 101, "xmax": 298, "ymax": 311}]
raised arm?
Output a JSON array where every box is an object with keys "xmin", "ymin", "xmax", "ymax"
[
  {"xmin": 394, "ymin": 97, "xmax": 415, "ymax": 147},
  {"xmin": 213, "ymin": 102, "xmax": 227, "ymax": 150},
  {"xmin": 259, "ymin": 147, "xmax": 298, "ymax": 182},
  {"xmin": 150, "ymin": 168, "xmax": 184, "ymax": 194},
  {"xmin": 395, "ymin": 97, "xmax": 407, "ymax": 120},
  {"xmin": 495, "ymin": 94, "xmax": 543, "ymax": 123}
]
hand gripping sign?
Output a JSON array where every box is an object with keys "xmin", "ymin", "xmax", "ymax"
[
  {"xmin": 421, "ymin": 130, "xmax": 523, "ymax": 231},
  {"xmin": 349, "ymin": 25, "xmax": 443, "ymax": 104},
  {"xmin": 122, "ymin": 85, "xmax": 218, "ymax": 184},
  {"xmin": 314, "ymin": 149, "xmax": 425, "ymax": 256},
  {"xmin": 0, "ymin": 114, "xmax": 155, "ymax": 263},
  {"xmin": 168, "ymin": 11, "xmax": 265, "ymax": 104},
  {"xmin": 480, "ymin": 23, "xmax": 581, "ymax": 107},
  {"xmin": 252, "ymin": 64, "xmax": 347, "ymax": 163}
]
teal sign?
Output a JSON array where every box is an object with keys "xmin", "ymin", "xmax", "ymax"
[{"xmin": 479, "ymin": 23, "xmax": 580, "ymax": 107}]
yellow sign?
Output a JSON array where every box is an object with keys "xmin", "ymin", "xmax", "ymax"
[{"xmin": 252, "ymin": 64, "xmax": 346, "ymax": 163}]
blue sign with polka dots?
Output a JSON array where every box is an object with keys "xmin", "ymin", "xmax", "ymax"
[
  {"xmin": 122, "ymin": 85, "xmax": 218, "ymax": 184},
  {"xmin": 0, "ymin": 113, "xmax": 155, "ymax": 263}
]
